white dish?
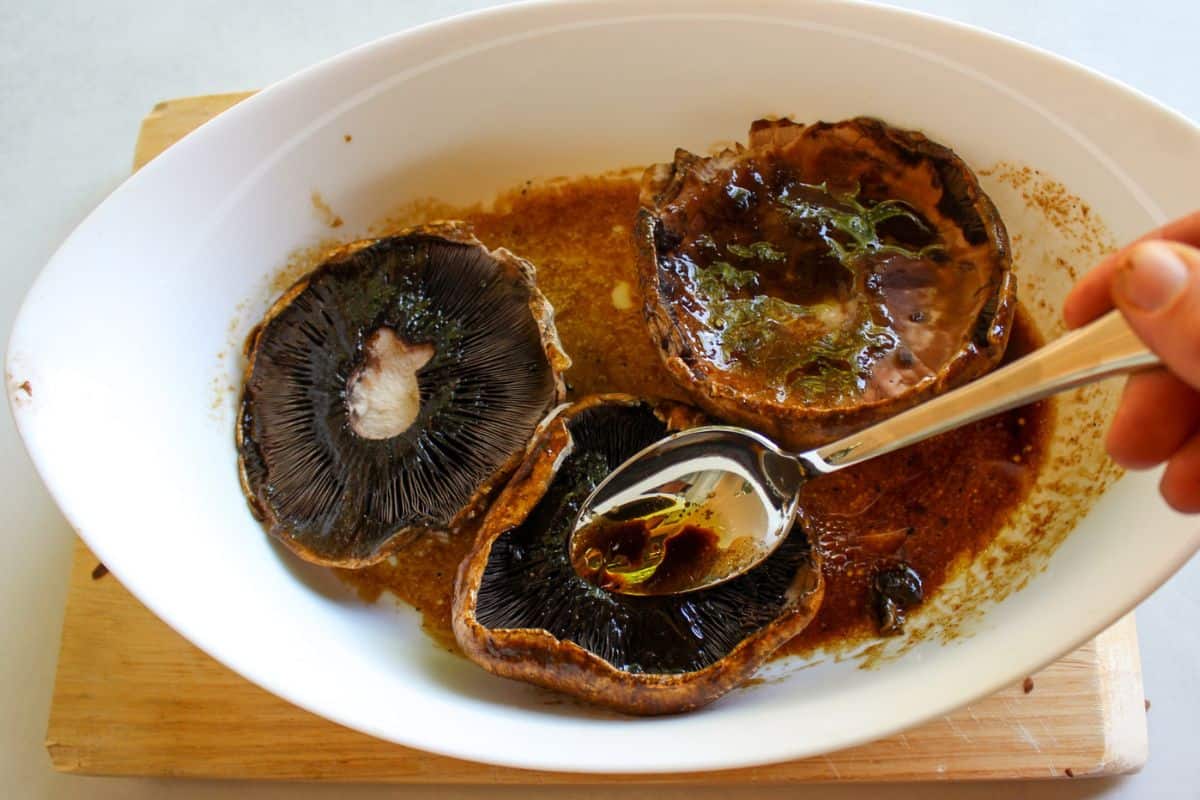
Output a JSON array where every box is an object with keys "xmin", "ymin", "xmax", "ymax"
[{"xmin": 8, "ymin": 0, "xmax": 1200, "ymax": 774}]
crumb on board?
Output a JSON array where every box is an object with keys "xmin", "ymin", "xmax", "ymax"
[
  {"xmin": 1023, "ymin": 676, "xmax": 1034, "ymax": 694},
  {"xmin": 1065, "ymin": 768, "xmax": 1075, "ymax": 778},
  {"xmin": 343, "ymin": 134, "xmax": 352, "ymax": 143},
  {"xmin": 91, "ymin": 563, "xmax": 109, "ymax": 580}
]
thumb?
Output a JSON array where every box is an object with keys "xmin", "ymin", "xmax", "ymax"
[{"xmin": 1113, "ymin": 240, "xmax": 1200, "ymax": 391}]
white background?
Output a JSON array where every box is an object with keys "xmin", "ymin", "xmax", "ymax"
[{"xmin": 2, "ymin": 1, "xmax": 1197, "ymax": 797}]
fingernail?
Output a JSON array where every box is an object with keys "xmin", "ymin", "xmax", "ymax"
[{"xmin": 1115, "ymin": 242, "xmax": 1189, "ymax": 312}]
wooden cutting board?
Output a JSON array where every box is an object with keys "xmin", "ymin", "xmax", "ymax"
[{"xmin": 44, "ymin": 93, "xmax": 1150, "ymax": 783}]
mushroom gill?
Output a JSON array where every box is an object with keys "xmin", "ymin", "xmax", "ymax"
[{"xmin": 237, "ymin": 222, "xmax": 569, "ymax": 567}]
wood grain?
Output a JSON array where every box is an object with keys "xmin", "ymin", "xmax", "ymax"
[{"xmin": 44, "ymin": 93, "xmax": 1150, "ymax": 782}]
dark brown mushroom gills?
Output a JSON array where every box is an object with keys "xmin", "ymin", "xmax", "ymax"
[{"xmin": 237, "ymin": 226, "xmax": 567, "ymax": 566}]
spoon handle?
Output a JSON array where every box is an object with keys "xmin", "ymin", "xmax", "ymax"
[{"xmin": 808, "ymin": 310, "xmax": 1159, "ymax": 472}]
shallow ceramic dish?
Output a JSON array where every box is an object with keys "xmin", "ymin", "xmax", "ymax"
[{"xmin": 7, "ymin": 0, "xmax": 1200, "ymax": 774}]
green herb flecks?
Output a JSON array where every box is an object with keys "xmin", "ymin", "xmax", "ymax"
[
  {"xmin": 691, "ymin": 259, "xmax": 896, "ymax": 401},
  {"xmin": 776, "ymin": 182, "xmax": 943, "ymax": 271},
  {"xmin": 696, "ymin": 261, "xmax": 864, "ymax": 400},
  {"xmin": 727, "ymin": 241, "xmax": 787, "ymax": 263},
  {"xmin": 682, "ymin": 181, "xmax": 932, "ymax": 401},
  {"xmin": 693, "ymin": 261, "xmax": 803, "ymax": 336},
  {"xmin": 677, "ymin": 181, "xmax": 937, "ymax": 401},
  {"xmin": 696, "ymin": 261, "xmax": 758, "ymax": 294},
  {"xmin": 781, "ymin": 313, "xmax": 897, "ymax": 401}
]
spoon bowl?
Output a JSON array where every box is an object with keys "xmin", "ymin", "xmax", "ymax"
[{"xmin": 569, "ymin": 426, "xmax": 809, "ymax": 595}]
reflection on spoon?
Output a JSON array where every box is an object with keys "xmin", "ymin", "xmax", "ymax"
[{"xmin": 569, "ymin": 471, "xmax": 773, "ymax": 596}]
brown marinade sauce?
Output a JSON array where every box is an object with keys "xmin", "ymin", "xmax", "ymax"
[{"xmin": 336, "ymin": 174, "xmax": 1051, "ymax": 657}]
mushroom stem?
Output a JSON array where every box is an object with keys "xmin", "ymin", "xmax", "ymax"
[{"xmin": 347, "ymin": 328, "xmax": 434, "ymax": 440}]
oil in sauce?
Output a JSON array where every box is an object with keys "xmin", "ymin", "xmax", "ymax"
[{"xmin": 570, "ymin": 509, "xmax": 724, "ymax": 596}]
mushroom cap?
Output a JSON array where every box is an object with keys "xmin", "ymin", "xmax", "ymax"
[
  {"xmin": 453, "ymin": 395, "xmax": 824, "ymax": 715},
  {"xmin": 636, "ymin": 118, "xmax": 1015, "ymax": 450},
  {"xmin": 237, "ymin": 222, "xmax": 569, "ymax": 567}
]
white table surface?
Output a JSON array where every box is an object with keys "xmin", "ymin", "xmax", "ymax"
[{"xmin": 2, "ymin": 1, "xmax": 1197, "ymax": 797}]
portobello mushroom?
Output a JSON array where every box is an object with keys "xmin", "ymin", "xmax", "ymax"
[
  {"xmin": 237, "ymin": 223, "xmax": 569, "ymax": 567},
  {"xmin": 636, "ymin": 117, "xmax": 1015, "ymax": 449},
  {"xmin": 453, "ymin": 395, "xmax": 824, "ymax": 715}
]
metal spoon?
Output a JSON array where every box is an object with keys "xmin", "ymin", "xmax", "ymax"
[{"xmin": 569, "ymin": 311, "xmax": 1158, "ymax": 596}]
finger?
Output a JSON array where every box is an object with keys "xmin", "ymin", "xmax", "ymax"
[
  {"xmin": 1160, "ymin": 429, "xmax": 1200, "ymax": 513},
  {"xmin": 1112, "ymin": 241, "xmax": 1200, "ymax": 390},
  {"xmin": 1106, "ymin": 369, "xmax": 1200, "ymax": 469},
  {"xmin": 1063, "ymin": 258, "xmax": 1121, "ymax": 329},
  {"xmin": 1063, "ymin": 209, "xmax": 1200, "ymax": 329}
]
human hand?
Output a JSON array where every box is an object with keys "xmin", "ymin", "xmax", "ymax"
[{"xmin": 1063, "ymin": 210, "xmax": 1200, "ymax": 512}]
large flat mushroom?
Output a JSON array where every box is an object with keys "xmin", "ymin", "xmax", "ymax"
[
  {"xmin": 237, "ymin": 223, "xmax": 569, "ymax": 567},
  {"xmin": 636, "ymin": 118, "xmax": 1016, "ymax": 449},
  {"xmin": 453, "ymin": 395, "xmax": 824, "ymax": 715}
]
